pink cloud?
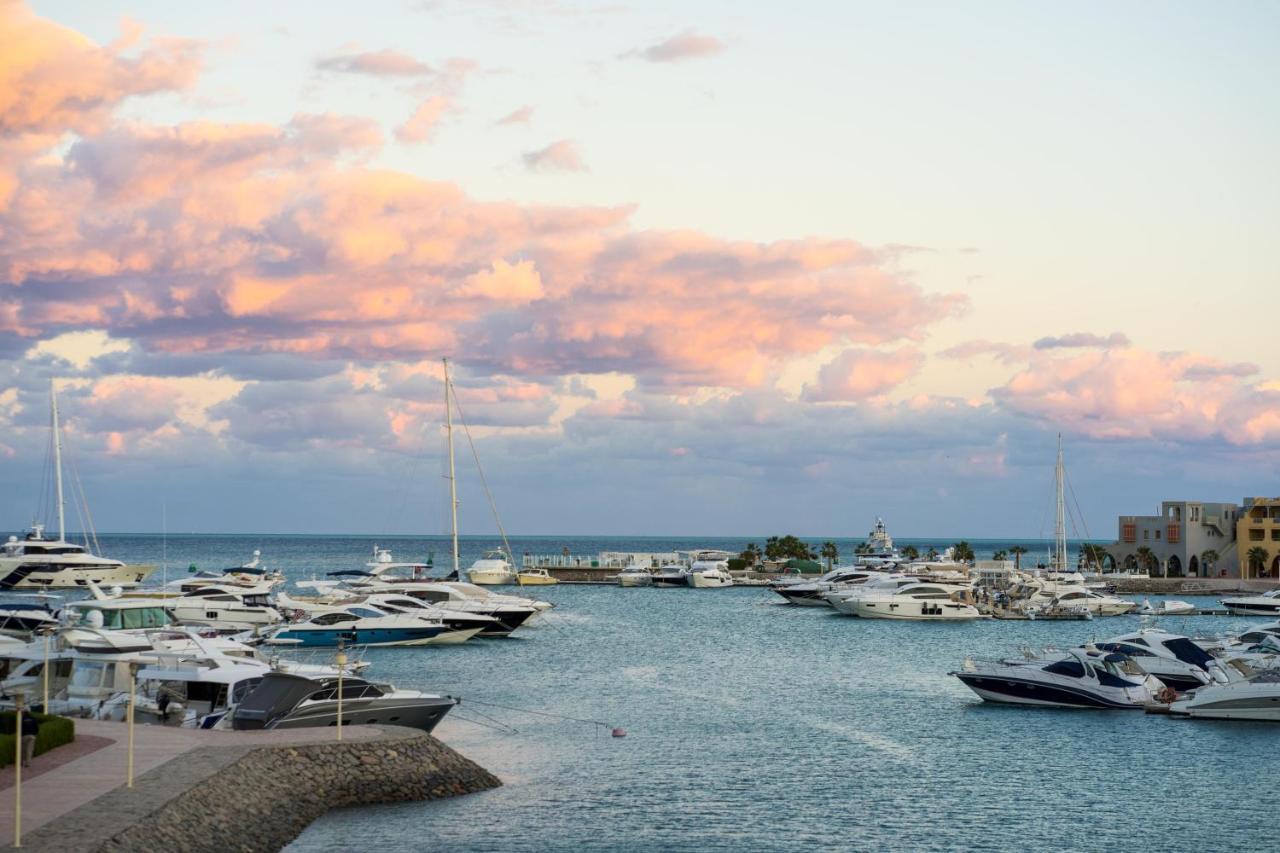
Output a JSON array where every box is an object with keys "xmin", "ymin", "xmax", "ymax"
[
  {"xmin": 803, "ymin": 348, "xmax": 925, "ymax": 402},
  {"xmin": 0, "ymin": 3, "xmax": 201, "ymax": 138},
  {"xmin": 1032, "ymin": 331, "xmax": 1130, "ymax": 350},
  {"xmin": 315, "ymin": 48, "xmax": 432, "ymax": 77},
  {"xmin": 939, "ymin": 339, "xmax": 1033, "ymax": 364},
  {"xmin": 395, "ymin": 96, "xmax": 452, "ymax": 144},
  {"xmin": 496, "ymin": 105, "xmax": 534, "ymax": 125},
  {"xmin": 992, "ymin": 347, "xmax": 1279, "ymax": 444},
  {"xmin": 522, "ymin": 139, "xmax": 587, "ymax": 173},
  {"xmin": 623, "ymin": 30, "xmax": 726, "ymax": 63}
]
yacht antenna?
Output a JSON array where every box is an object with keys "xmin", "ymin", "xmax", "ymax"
[
  {"xmin": 443, "ymin": 358, "xmax": 460, "ymax": 577},
  {"xmin": 50, "ymin": 379, "xmax": 66, "ymax": 542},
  {"xmin": 1054, "ymin": 434, "xmax": 1067, "ymax": 572}
]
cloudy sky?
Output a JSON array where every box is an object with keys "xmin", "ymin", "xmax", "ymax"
[{"xmin": 2, "ymin": 0, "xmax": 1278, "ymax": 537}]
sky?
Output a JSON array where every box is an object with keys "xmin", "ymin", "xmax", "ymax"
[{"xmin": 2, "ymin": 0, "xmax": 1278, "ymax": 538}]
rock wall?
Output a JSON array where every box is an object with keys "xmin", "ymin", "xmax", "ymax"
[{"xmin": 94, "ymin": 730, "xmax": 499, "ymax": 853}]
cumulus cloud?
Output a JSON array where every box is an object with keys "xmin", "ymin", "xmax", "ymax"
[
  {"xmin": 622, "ymin": 30, "xmax": 726, "ymax": 63},
  {"xmin": 1033, "ymin": 331, "xmax": 1130, "ymax": 350},
  {"xmin": 395, "ymin": 96, "xmax": 452, "ymax": 143},
  {"xmin": 803, "ymin": 348, "xmax": 924, "ymax": 402},
  {"xmin": 522, "ymin": 138, "xmax": 587, "ymax": 172},
  {"xmin": 315, "ymin": 48, "xmax": 433, "ymax": 77}
]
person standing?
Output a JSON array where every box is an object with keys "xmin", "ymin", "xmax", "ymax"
[{"xmin": 20, "ymin": 712, "xmax": 39, "ymax": 768}]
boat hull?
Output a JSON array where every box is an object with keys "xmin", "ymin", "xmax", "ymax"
[
  {"xmin": 268, "ymin": 696, "xmax": 457, "ymax": 733},
  {"xmin": 468, "ymin": 569, "xmax": 517, "ymax": 586},
  {"xmin": 271, "ymin": 625, "xmax": 450, "ymax": 647},
  {"xmin": 0, "ymin": 561, "xmax": 157, "ymax": 590},
  {"xmin": 952, "ymin": 672, "xmax": 1146, "ymax": 709}
]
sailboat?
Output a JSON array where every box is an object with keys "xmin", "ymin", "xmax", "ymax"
[
  {"xmin": 0, "ymin": 382, "xmax": 156, "ymax": 589},
  {"xmin": 441, "ymin": 359, "xmax": 554, "ymax": 587}
]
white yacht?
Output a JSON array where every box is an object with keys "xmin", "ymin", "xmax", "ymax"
[
  {"xmin": 1168, "ymin": 660, "xmax": 1280, "ymax": 721},
  {"xmin": 773, "ymin": 568, "xmax": 883, "ymax": 606},
  {"xmin": 0, "ymin": 594, "xmax": 60, "ymax": 637},
  {"xmin": 0, "ymin": 525, "xmax": 155, "ymax": 590},
  {"xmin": 1220, "ymin": 589, "xmax": 1280, "ymax": 617},
  {"xmin": 0, "ymin": 384, "xmax": 155, "ymax": 590},
  {"xmin": 616, "ymin": 566, "xmax": 654, "ymax": 587},
  {"xmin": 853, "ymin": 517, "xmax": 904, "ymax": 567},
  {"xmin": 154, "ymin": 585, "xmax": 282, "ymax": 628},
  {"xmin": 848, "ymin": 582, "xmax": 981, "ymax": 621},
  {"xmin": 952, "ymin": 649, "xmax": 1160, "ymax": 709},
  {"xmin": 468, "ymin": 550, "xmax": 519, "ymax": 586},
  {"xmin": 824, "ymin": 574, "xmax": 917, "ymax": 615},
  {"xmin": 230, "ymin": 671, "xmax": 457, "ymax": 733},
  {"xmin": 685, "ymin": 554, "xmax": 734, "ymax": 589},
  {"xmin": 1093, "ymin": 629, "xmax": 1216, "ymax": 692},
  {"xmin": 1035, "ymin": 586, "xmax": 1137, "ymax": 617},
  {"xmin": 1137, "ymin": 598, "xmax": 1197, "ymax": 616}
]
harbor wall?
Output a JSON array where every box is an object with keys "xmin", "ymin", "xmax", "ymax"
[
  {"xmin": 26, "ymin": 727, "xmax": 500, "ymax": 853},
  {"xmin": 1106, "ymin": 576, "xmax": 1278, "ymax": 595}
]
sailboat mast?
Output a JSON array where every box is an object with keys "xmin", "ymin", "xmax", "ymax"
[
  {"xmin": 443, "ymin": 358, "xmax": 460, "ymax": 576},
  {"xmin": 51, "ymin": 380, "xmax": 66, "ymax": 542},
  {"xmin": 1054, "ymin": 433, "xmax": 1067, "ymax": 572}
]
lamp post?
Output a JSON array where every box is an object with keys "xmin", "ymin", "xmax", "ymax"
[
  {"xmin": 127, "ymin": 662, "xmax": 138, "ymax": 788},
  {"xmin": 40, "ymin": 629, "xmax": 51, "ymax": 714},
  {"xmin": 12, "ymin": 685, "xmax": 29, "ymax": 849},
  {"xmin": 335, "ymin": 641, "xmax": 346, "ymax": 742}
]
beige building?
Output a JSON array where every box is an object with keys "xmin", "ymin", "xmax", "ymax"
[
  {"xmin": 1109, "ymin": 500, "xmax": 1240, "ymax": 577},
  {"xmin": 1238, "ymin": 497, "xmax": 1280, "ymax": 579}
]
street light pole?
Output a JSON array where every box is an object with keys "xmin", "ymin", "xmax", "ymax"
[
  {"xmin": 41, "ymin": 631, "xmax": 50, "ymax": 713},
  {"xmin": 14, "ymin": 692, "xmax": 24, "ymax": 848},
  {"xmin": 127, "ymin": 664, "xmax": 137, "ymax": 788},
  {"xmin": 335, "ymin": 641, "xmax": 346, "ymax": 742}
]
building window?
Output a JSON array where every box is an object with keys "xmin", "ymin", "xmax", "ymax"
[
  {"xmin": 1143, "ymin": 530, "xmax": 1149, "ymax": 540},
  {"xmin": 1167, "ymin": 524, "xmax": 1180, "ymax": 544},
  {"xmin": 1272, "ymin": 530, "xmax": 1280, "ymax": 542},
  {"xmin": 1122, "ymin": 523, "xmax": 1136, "ymax": 543},
  {"xmin": 1250, "ymin": 529, "xmax": 1265, "ymax": 541},
  {"xmin": 1155, "ymin": 530, "xmax": 1161, "ymax": 540}
]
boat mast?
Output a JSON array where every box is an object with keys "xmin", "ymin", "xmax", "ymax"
[
  {"xmin": 51, "ymin": 379, "xmax": 66, "ymax": 542},
  {"xmin": 1054, "ymin": 433, "xmax": 1067, "ymax": 572},
  {"xmin": 443, "ymin": 358, "xmax": 460, "ymax": 577}
]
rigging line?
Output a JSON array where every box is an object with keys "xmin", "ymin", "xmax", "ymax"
[
  {"xmin": 69, "ymin": 454, "xmax": 101, "ymax": 555},
  {"xmin": 447, "ymin": 711, "xmax": 521, "ymax": 735},
  {"xmin": 459, "ymin": 703, "xmax": 522, "ymax": 734},
  {"xmin": 446, "ymin": 379, "xmax": 514, "ymax": 565},
  {"xmin": 463, "ymin": 697, "xmax": 616, "ymax": 730}
]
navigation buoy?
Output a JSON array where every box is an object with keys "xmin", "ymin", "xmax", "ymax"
[{"xmin": 611, "ymin": 727, "xmax": 627, "ymax": 738}]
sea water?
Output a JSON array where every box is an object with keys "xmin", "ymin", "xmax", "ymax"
[{"xmin": 90, "ymin": 535, "xmax": 1276, "ymax": 852}]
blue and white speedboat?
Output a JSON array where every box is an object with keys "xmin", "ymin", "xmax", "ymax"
[
  {"xmin": 951, "ymin": 649, "xmax": 1160, "ymax": 709},
  {"xmin": 265, "ymin": 606, "xmax": 470, "ymax": 647}
]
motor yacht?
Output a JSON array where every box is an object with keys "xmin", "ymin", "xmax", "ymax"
[
  {"xmin": 852, "ymin": 517, "xmax": 904, "ymax": 567},
  {"xmin": 468, "ymin": 550, "xmax": 519, "ymax": 586},
  {"xmin": 1092, "ymin": 629, "xmax": 1216, "ymax": 692},
  {"xmin": 824, "ymin": 575, "xmax": 918, "ymax": 615},
  {"xmin": 0, "ymin": 594, "xmax": 60, "ymax": 637},
  {"xmin": 773, "ymin": 568, "xmax": 884, "ymax": 606},
  {"xmin": 516, "ymin": 567, "xmax": 559, "ymax": 586},
  {"xmin": 156, "ymin": 585, "xmax": 282, "ymax": 628},
  {"xmin": 1030, "ymin": 586, "xmax": 1136, "ymax": 616},
  {"xmin": 1220, "ymin": 589, "xmax": 1280, "ymax": 617},
  {"xmin": 265, "ymin": 606, "xmax": 472, "ymax": 647},
  {"xmin": 651, "ymin": 564, "xmax": 688, "ymax": 588},
  {"xmin": 849, "ymin": 582, "xmax": 982, "ymax": 621},
  {"xmin": 230, "ymin": 671, "xmax": 457, "ymax": 733},
  {"xmin": 616, "ymin": 566, "xmax": 654, "ymax": 587},
  {"xmin": 685, "ymin": 554, "xmax": 734, "ymax": 589},
  {"xmin": 1167, "ymin": 660, "xmax": 1280, "ymax": 721},
  {"xmin": 0, "ymin": 525, "xmax": 155, "ymax": 590},
  {"xmin": 1137, "ymin": 598, "xmax": 1197, "ymax": 616},
  {"xmin": 172, "ymin": 551, "xmax": 286, "ymax": 592},
  {"xmin": 278, "ymin": 587, "xmax": 500, "ymax": 638},
  {"xmin": 951, "ymin": 649, "xmax": 1160, "ymax": 708}
]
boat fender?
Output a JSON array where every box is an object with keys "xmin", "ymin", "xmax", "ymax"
[
  {"xmin": 1156, "ymin": 687, "xmax": 1178, "ymax": 705},
  {"xmin": 611, "ymin": 727, "xmax": 626, "ymax": 738}
]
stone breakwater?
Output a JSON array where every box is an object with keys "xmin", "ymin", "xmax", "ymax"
[{"xmin": 25, "ymin": 727, "xmax": 500, "ymax": 853}]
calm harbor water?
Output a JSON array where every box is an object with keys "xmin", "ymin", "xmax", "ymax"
[{"xmin": 90, "ymin": 535, "xmax": 1277, "ymax": 852}]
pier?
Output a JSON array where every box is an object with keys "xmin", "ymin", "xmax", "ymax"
[{"xmin": 4, "ymin": 720, "xmax": 499, "ymax": 852}]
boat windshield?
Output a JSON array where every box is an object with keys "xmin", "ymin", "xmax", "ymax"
[
  {"xmin": 80, "ymin": 606, "xmax": 171, "ymax": 630},
  {"xmin": 347, "ymin": 606, "xmax": 385, "ymax": 619}
]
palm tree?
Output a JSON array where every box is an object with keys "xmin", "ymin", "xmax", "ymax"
[
  {"xmin": 1009, "ymin": 545, "xmax": 1028, "ymax": 570},
  {"xmin": 952, "ymin": 541, "xmax": 975, "ymax": 563},
  {"xmin": 739, "ymin": 543, "xmax": 762, "ymax": 567},
  {"xmin": 1200, "ymin": 549, "xmax": 1219, "ymax": 577},
  {"xmin": 1135, "ymin": 546, "xmax": 1157, "ymax": 576},
  {"xmin": 901, "ymin": 545, "xmax": 919, "ymax": 561},
  {"xmin": 1078, "ymin": 543, "xmax": 1108, "ymax": 571},
  {"xmin": 1247, "ymin": 546, "xmax": 1270, "ymax": 579},
  {"xmin": 991, "ymin": 549, "xmax": 1008, "ymax": 562},
  {"xmin": 820, "ymin": 541, "xmax": 839, "ymax": 572},
  {"xmin": 925, "ymin": 547, "xmax": 940, "ymax": 561}
]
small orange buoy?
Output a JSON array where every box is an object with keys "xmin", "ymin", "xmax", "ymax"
[{"xmin": 611, "ymin": 727, "xmax": 626, "ymax": 738}]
